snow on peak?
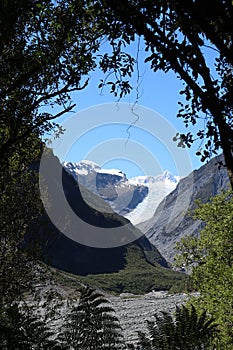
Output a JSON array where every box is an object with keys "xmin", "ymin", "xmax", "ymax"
[
  {"xmin": 63, "ymin": 160, "xmax": 126, "ymax": 179},
  {"xmin": 128, "ymin": 176, "xmax": 155, "ymax": 186},
  {"xmin": 76, "ymin": 160, "xmax": 101, "ymax": 171},
  {"xmin": 129, "ymin": 171, "xmax": 179, "ymax": 186},
  {"xmin": 97, "ymin": 168, "xmax": 125, "ymax": 178},
  {"xmin": 155, "ymin": 170, "xmax": 179, "ymax": 184},
  {"xmin": 63, "ymin": 160, "xmax": 100, "ymax": 177}
]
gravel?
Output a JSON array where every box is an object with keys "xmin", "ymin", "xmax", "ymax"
[{"xmin": 109, "ymin": 291, "xmax": 194, "ymax": 344}]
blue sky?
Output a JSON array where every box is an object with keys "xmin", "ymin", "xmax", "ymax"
[{"xmin": 49, "ymin": 39, "xmax": 213, "ymax": 179}]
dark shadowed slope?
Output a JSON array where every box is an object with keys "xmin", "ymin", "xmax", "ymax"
[{"xmin": 28, "ymin": 151, "xmax": 187, "ymax": 293}]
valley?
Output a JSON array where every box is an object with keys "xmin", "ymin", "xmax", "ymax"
[
  {"xmin": 63, "ymin": 155, "xmax": 229, "ymax": 264},
  {"xmin": 33, "ymin": 152, "xmax": 187, "ymax": 294}
]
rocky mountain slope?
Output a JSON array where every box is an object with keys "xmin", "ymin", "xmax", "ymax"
[
  {"xmin": 31, "ymin": 151, "xmax": 186, "ymax": 293},
  {"xmin": 137, "ymin": 154, "xmax": 230, "ymax": 263}
]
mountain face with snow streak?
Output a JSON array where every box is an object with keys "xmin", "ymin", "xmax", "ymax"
[
  {"xmin": 63, "ymin": 161, "xmax": 179, "ymax": 224},
  {"xmin": 64, "ymin": 160, "xmax": 129, "ymax": 179},
  {"xmin": 63, "ymin": 161, "xmax": 148, "ymax": 215}
]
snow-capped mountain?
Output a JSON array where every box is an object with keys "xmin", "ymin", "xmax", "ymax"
[
  {"xmin": 63, "ymin": 161, "xmax": 179, "ymax": 225},
  {"xmin": 155, "ymin": 170, "xmax": 180, "ymax": 184},
  {"xmin": 129, "ymin": 171, "xmax": 179, "ymax": 186},
  {"xmin": 63, "ymin": 160, "xmax": 100, "ymax": 177},
  {"xmin": 63, "ymin": 160, "xmax": 148, "ymax": 215}
]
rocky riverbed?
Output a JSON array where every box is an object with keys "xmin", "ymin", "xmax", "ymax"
[
  {"xmin": 28, "ymin": 275, "xmax": 198, "ymax": 346},
  {"xmin": 109, "ymin": 291, "xmax": 197, "ymax": 344}
]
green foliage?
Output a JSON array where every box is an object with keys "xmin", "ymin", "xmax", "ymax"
[
  {"xmin": 0, "ymin": 303, "xmax": 57, "ymax": 349},
  {"xmin": 0, "ymin": 160, "xmax": 43, "ymax": 305},
  {"xmin": 52, "ymin": 244, "xmax": 188, "ymax": 295},
  {"xmin": 0, "ymin": 0, "xmax": 134, "ymax": 167},
  {"xmin": 0, "ymin": 0, "xmax": 93, "ymax": 162},
  {"xmin": 0, "ymin": 1, "xmax": 135, "ymax": 301},
  {"xmin": 0, "ymin": 0, "xmax": 98, "ymax": 305},
  {"xmin": 138, "ymin": 304, "xmax": 217, "ymax": 350},
  {"xmin": 60, "ymin": 286, "xmax": 125, "ymax": 349},
  {"xmin": 175, "ymin": 191, "xmax": 233, "ymax": 348}
]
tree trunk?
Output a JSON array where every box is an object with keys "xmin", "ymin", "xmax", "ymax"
[{"xmin": 216, "ymin": 118, "xmax": 233, "ymax": 191}]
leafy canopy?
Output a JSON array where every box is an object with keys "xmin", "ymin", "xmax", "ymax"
[
  {"xmin": 175, "ymin": 191, "xmax": 233, "ymax": 348},
  {"xmin": 96, "ymin": 0, "xmax": 233, "ymax": 188},
  {"xmin": 0, "ymin": 0, "xmax": 134, "ymax": 303},
  {"xmin": 138, "ymin": 304, "xmax": 217, "ymax": 350},
  {"xmin": 60, "ymin": 286, "xmax": 124, "ymax": 349}
]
